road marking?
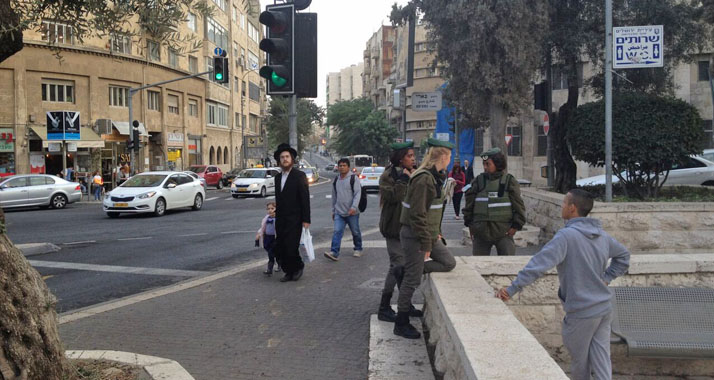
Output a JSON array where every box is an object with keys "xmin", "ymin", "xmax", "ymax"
[
  {"xmin": 117, "ymin": 237, "xmax": 153, "ymax": 241},
  {"xmin": 310, "ymin": 195, "xmax": 314, "ymax": 199},
  {"xmin": 205, "ymin": 197, "xmax": 219, "ymax": 201},
  {"xmin": 42, "ymin": 275, "xmax": 54, "ymax": 280},
  {"xmin": 368, "ymin": 194, "xmax": 378, "ymax": 198},
  {"xmin": 177, "ymin": 233, "xmax": 208, "ymax": 237},
  {"xmin": 325, "ymin": 195, "xmax": 332, "ymax": 199},
  {"xmin": 28, "ymin": 260, "xmax": 209, "ymax": 277},
  {"xmin": 220, "ymin": 230, "xmax": 255, "ymax": 234},
  {"xmin": 266, "ymin": 196, "xmax": 275, "ymax": 199},
  {"xmin": 62, "ymin": 240, "xmax": 96, "ymax": 245},
  {"xmin": 224, "ymin": 197, "xmax": 234, "ymax": 201}
]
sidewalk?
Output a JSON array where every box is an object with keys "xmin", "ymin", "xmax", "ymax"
[{"xmin": 58, "ymin": 229, "xmax": 539, "ymax": 380}]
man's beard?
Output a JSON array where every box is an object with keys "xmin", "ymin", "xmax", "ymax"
[{"xmin": 280, "ymin": 160, "xmax": 293, "ymax": 170}]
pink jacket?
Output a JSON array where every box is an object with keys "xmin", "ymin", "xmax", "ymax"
[{"xmin": 449, "ymin": 170, "xmax": 466, "ymax": 194}]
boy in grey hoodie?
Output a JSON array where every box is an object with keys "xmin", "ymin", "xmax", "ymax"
[{"xmin": 496, "ymin": 189, "xmax": 630, "ymax": 380}]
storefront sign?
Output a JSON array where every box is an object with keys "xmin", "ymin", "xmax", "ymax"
[
  {"xmin": 168, "ymin": 149, "xmax": 182, "ymax": 162},
  {"xmin": 167, "ymin": 132, "xmax": 184, "ymax": 147},
  {"xmin": 188, "ymin": 144, "xmax": 197, "ymax": 153},
  {"xmin": 46, "ymin": 111, "xmax": 81, "ymax": 140},
  {"xmin": 48, "ymin": 142, "xmax": 61, "ymax": 152},
  {"xmin": 67, "ymin": 142, "xmax": 77, "ymax": 152},
  {"xmin": 0, "ymin": 128, "xmax": 14, "ymax": 152}
]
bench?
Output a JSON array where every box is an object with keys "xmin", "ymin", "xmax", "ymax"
[{"xmin": 611, "ymin": 286, "xmax": 714, "ymax": 359}]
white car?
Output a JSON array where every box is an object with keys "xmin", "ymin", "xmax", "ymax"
[
  {"xmin": 103, "ymin": 171, "xmax": 205, "ymax": 217},
  {"xmin": 576, "ymin": 156, "xmax": 714, "ymax": 187},
  {"xmin": 699, "ymin": 149, "xmax": 714, "ymax": 163},
  {"xmin": 359, "ymin": 166, "xmax": 385, "ymax": 192},
  {"xmin": 230, "ymin": 168, "xmax": 279, "ymax": 198}
]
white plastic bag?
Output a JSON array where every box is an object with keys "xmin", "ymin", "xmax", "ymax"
[{"xmin": 300, "ymin": 227, "xmax": 315, "ymax": 263}]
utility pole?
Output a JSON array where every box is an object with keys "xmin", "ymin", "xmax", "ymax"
[
  {"xmin": 545, "ymin": 49, "xmax": 554, "ymax": 188},
  {"xmin": 288, "ymin": 95, "xmax": 298, "ymax": 150},
  {"xmin": 454, "ymin": 109, "xmax": 460, "ymax": 161},
  {"xmin": 605, "ymin": 0, "xmax": 613, "ymax": 202}
]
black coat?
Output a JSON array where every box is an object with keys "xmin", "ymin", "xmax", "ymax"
[{"xmin": 273, "ymin": 169, "xmax": 311, "ymax": 274}]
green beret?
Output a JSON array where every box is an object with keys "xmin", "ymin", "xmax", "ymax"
[
  {"xmin": 480, "ymin": 147, "xmax": 502, "ymax": 158},
  {"xmin": 427, "ymin": 137, "xmax": 454, "ymax": 149},
  {"xmin": 390, "ymin": 141, "xmax": 414, "ymax": 150}
]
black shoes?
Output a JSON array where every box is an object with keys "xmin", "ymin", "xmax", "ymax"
[
  {"xmin": 378, "ymin": 293, "xmax": 396, "ymax": 322},
  {"xmin": 393, "ymin": 311, "xmax": 421, "ymax": 339},
  {"xmin": 279, "ymin": 268, "xmax": 303, "ymax": 282},
  {"xmin": 263, "ymin": 269, "xmax": 272, "ymax": 276},
  {"xmin": 292, "ymin": 268, "xmax": 303, "ymax": 281},
  {"xmin": 409, "ymin": 304, "xmax": 423, "ymax": 318}
]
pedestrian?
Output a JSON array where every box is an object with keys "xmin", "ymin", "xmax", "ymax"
[
  {"xmin": 323, "ymin": 158, "xmax": 363, "ymax": 261},
  {"xmin": 375, "ymin": 141, "xmax": 422, "ymax": 322},
  {"xmin": 91, "ymin": 171, "xmax": 103, "ymax": 200},
  {"xmin": 462, "ymin": 147, "xmax": 526, "ymax": 256},
  {"xmin": 448, "ymin": 160, "xmax": 466, "ymax": 220},
  {"xmin": 464, "ymin": 158, "xmax": 474, "ymax": 185},
  {"xmin": 496, "ymin": 189, "xmax": 630, "ymax": 380},
  {"xmin": 273, "ymin": 143, "xmax": 310, "ymax": 282},
  {"xmin": 395, "ymin": 138, "xmax": 457, "ymax": 339},
  {"xmin": 256, "ymin": 202, "xmax": 280, "ymax": 276},
  {"xmin": 64, "ymin": 166, "xmax": 74, "ymax": 181}
]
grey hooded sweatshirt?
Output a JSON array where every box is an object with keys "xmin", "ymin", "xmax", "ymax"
[{"xmin": 506, "ymin": 217, "xmax": 630, "ymax": 319}]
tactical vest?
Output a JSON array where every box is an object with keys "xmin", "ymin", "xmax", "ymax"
[
  {"xmin": 399, "ymin": 168, "xmax": 446, "ymax": 240},
  {"xmin": 472, "ymin": 174, "xmax": 513, "ymax": 223}
]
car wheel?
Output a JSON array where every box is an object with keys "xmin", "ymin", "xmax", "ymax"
[
  {"xmin": 50, "ymin": 194, "xmax": 67, "ymax": 209},
  {"xmin": 232, "ymin": 194, "xmax": 239, "ymax": 199},
  {"xmin": 216, "ymin": 181, "xmax": 223, "ymax": 190},
  {"xmin": 260, "ymin": 186, "xmax": 267, "ymax": 198},
  {"xmin": 107, "ymin": 212, "xmax": 120, "ymax": 218},
  {"xmin": 154, "ymin": 197, "xmax": 166, "ymax": 217},
  {"xmin": 192, "ymin": 193, "xmax": 203, "ymax": 210}
]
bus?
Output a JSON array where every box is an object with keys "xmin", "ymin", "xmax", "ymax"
[{"xmin": 343, "ymin": 154, "xmax": 374, "ymax": 173}]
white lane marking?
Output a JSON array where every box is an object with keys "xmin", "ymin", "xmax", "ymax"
[
  {"xmin": 266, "ymin": 196, "xmax": 275, "ymax": 199},
  {"xmin": 325, "ymin": 195, "xmax": 332, "ymax": 199},
  {"xmin": 205, "ymin": 197, "xmax": 219, "ymax": 201},
  {"xmin": 368, "ymin": 194, "xmax": 378, "ymax": 198},
  {"xmin": 62, "ymin": 240, "xmax": 96, "ymax": 245},
  {"xmin": 28, "ymin": 260, "xmax": 209, "ymax": 277},
  {"xmin": 220, "ymin": 230, "xmax": 256, "ymax": 234},
  {"xmin": 117, "ymin": 237, "xmax": 153, "ymax": 241},
  {"xmin": 224, "ymin": 197, "xmax": 234, "ymax": 201},
  {"xmin": 310, "ymin": 195, "xmax": 314, "ymax": 198},
  {"xmin": 177, "ymin": 233, "xmax": 208, "ymax": 237}
]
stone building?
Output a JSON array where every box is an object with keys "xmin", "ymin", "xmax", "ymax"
[
  {"xmin": 325, "ymin": 63, "xmax": 363, "ymax": 106},
  {"xmin": 0, "ymin": 0, "xmax": 267, "ymax": 187},
  {"xmin": 362, "ymin": 26, "xmax": 395, "ymax": 111}
]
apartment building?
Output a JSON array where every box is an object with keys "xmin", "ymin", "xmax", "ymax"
[
  {"xmin": 325, "ymin": 63, "xmax": 364, "ymax": 106},
  {"xmin": 0, "ymin": 0, "xmax": 267, "ymax": 186},
  {"xmin": 363, "ymin": 26, "xmax": 395, "ymax": 111}
]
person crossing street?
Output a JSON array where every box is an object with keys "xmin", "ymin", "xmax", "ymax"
[{"xmin": 324, "ymin": 158, "xmax": 363, "ymax": 261}]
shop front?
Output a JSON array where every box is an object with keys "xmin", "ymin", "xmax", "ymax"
[
  {"xmin": 27, "ymin": 126, "xmax": 104, "ymax": 178},
  {"xmin": 0, "ymin": 128, "xmax": 15, "ymax": 177},
  {"xmin": 188, "ymin": 134, "xmax": 202, "ymax": 166},
  {"xmin": 167, "ymin": 132, "xmax": 184, "ymax": 171}
]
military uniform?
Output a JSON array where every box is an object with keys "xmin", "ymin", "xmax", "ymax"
[{"xmin": 463, "ymin": 148, "xmax": 526, "ymax": 256}]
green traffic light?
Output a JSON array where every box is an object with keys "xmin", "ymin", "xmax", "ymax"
[
  {"xmin": 271, "ymin": 71, "xmax": 287, "ymax": 87},
  {"xmin": 215, "ymin": 73, "xmax": 223, "ymax": 81}
]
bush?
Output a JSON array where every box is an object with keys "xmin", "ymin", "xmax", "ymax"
[{"xmin": 568, "ymin": 92, "xmax": 704, "ymax": 198}]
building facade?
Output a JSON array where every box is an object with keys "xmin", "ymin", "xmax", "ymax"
[
  {"xmin": 0, "ymin": 0, "xmax": 267, "ymax": 187},
  {"xmin": 363, "ymin": 26, "xmax": 395, "ymax": 111},
  {"xmin": 325, "ymin": 63, "xmax": 363, "ymax": 106}
]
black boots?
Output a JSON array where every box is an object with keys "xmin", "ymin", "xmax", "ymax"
[
  {"xmin": 378, "ymin": 293, "xmax": 396, "ymax": 322},
  {"xmin": 409, "ymin": 304, "xmax": 423, "ymax": 318},
  {"xmin": 393, "ymin": 311, "xmax": 421, "ymax": 339}
]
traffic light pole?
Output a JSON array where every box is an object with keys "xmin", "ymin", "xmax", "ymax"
[
  {"xmin": 126, "ymin": 70, "xmax": 212, "ymax": 176},
  {"xmin": 288, "ymin": 95, "xmax": 298, "ymax": 151}
]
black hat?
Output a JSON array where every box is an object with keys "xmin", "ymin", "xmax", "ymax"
[{"xmin": 274, "ymin": 143, "xmax": 298, "ymax": 161}]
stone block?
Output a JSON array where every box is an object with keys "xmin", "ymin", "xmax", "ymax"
[{"xmin": 510, "ymin": 305, "xmax": 562, "ymax": 335}]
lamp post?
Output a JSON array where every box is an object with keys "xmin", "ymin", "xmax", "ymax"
[{"xmin": 240, "ymin": 68, "xmax": 259, "ymax": 169}]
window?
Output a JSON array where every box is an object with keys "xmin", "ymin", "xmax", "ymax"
[
  {"xmin": 507, "ymin": 125, "xmax": 522, "ymax": 156},
  {"xmin": 207, "ymin": 18, "xmax": 228, "ymax": 49},
  {"xmin": 207, "ymin": 102, "xmax": 216, "ymax": 125},
  {"xmin": 551, "ymin": 64, "xmax": 584, "ymax": 90},
  {"xmin": 698, "ymin": 61, "xmax": 710, "ymax": 82},
  {"xmin": 536, "ymin": 125, "xmax": 547, "ymax": 156},
  {"xmin": 242, "ymin": 80, "xmax": 246, "ymax": 97},
  {"xmin": 415, "ymin": 42, "xmax": 427, "ymax": 52},
  {"xmin": 234, "ymin": 77, "xmax": 239, "ymax": 92},
  {"xmin": 188, "ymin": 99, "xmax": 198, "ymax": 117},
  {"xmin": 233, "ymin": 42, "xmax": 239, "ymax": 66},
  {"xmin": 224, "ymin": 148, "xmax": 228, "ymax": 164},
  {"xmin": 111, "ymin": 34, "xmax": 131, "ymax": 54},
  {"xmin": 211, "ymin": 0, "xmax": 226, "ymax": 12},
  {"xmin": 232, "ymin": 6, "xmax": 238, "ymax": 22},
  {"xmin": 206, "ymin": 102, "xmax": 228, "ymax": 127},
  {"xmin": 217, "ymin": 147, "xmax": 222, "ymax": 164},
  {"xmin": 235, "ymin": 112, "xmax": 240, "ymax": 128},
  {"xmin": 248, "ymin": 50, "xmax": 259, "ymax": 70},
  {"xmin": 4, "ymin": 177, "xmax": 26, "ymax": 188},
  {"xmin": 147, "ymin": 91, "xmax": 160, "ymax": 111},
  {"xmin": 240, "ymin": 13, "xmax": 246, "ymax": 30},
  {"xmin": 168, "ymin": 95, "xmax": 179, "ymax": 114},
  {"xmin": 241, "ymin": 48, "xmax": 246, "ymax": 68},
  {"xmin": 209, "ymin": 147, "xmax": 215, "ymax": 164},
  {"xmin": 187, "ymin": 13, "xmax": 197, "ymax": 32},
  {"xmin": 218, "ymin": 104, "xmax": 228, "ymax": 127},
  {"xmin": 148, "ymin": 41, "xmax": 160, "ymax": 62},
  {"xmin": 250, "ymin": 114, "xmax": 259, "ymax": 133},
  {"xmin": 415, "ymin": 67, "xmax": 436, "ymax": 78},
  {"xmin": 248, "ymin": 22, "xmax": 259, "ymax": 43},
  {"xmin": 109, "ymin": 86, "xmax": 129, "ymax": 107},
  {"xmin": 40, "ymin": 20, "xmax": 73, "ymax": 44},
  {"xmin": 249, "ymin": 82, "xmax": 260, "ymax": 102},
  {"xmin": 169, "ymin": 49, "xmax": 178, "ymax": 68},
  {"xmin": 42, "ymin": 81, "xmax": 74, "ymax": 103},
  {"xmin": 241, "ymin": 115, "xmax": 246, "ymax": 130},
  {"xmin": 703, "ymin": 120, "xmax": 714, "ymax": 149},
  {"xmin": 189, "ymin": 56, "xmax": 198, "ymax": 73}
]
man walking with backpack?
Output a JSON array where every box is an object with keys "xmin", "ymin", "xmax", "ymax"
[{"xmin": 324, "ymin": 158, "xmax": 364, "ymax": 261}]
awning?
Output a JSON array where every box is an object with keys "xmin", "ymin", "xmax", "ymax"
[
  {"xmin": 111, "ymin": 121, "xmax": 149, "ymax": 137},
  {"xmin": 29, "ymin": 126, "xmax": 105, "ymax": 148}
]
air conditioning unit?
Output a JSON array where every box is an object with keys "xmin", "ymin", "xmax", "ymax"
[{"xmin": 95, "ymin": 119, "xmax": 112, "ymax": 135}]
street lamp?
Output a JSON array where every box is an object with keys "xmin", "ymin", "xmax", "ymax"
[{"xmin": 240, "ymin": 68, "xmax": 259, "ymax": 168}]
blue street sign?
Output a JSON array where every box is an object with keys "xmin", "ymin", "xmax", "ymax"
[
  {"xmin": 214, "ymin": 47, "xmax": 223, "ymax": 56},
  {"xmin": 613, "ymin": 25, "xmax": 664, "ymax": 69}
]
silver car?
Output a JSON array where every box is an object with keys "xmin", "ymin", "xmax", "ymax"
[{"xmin": 0, "ymin": 174, "xmax": 82, "ymax": 209}]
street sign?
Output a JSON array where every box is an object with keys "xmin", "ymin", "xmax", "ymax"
[
  {"xmin": 412, "ymin": 92, "xmax": 442, "ymax": 112},
  {"xmin": 505, "ymin": 134, "xmax": 513, "ymax": 146},
  {"xmin": 67, "ymin": 142, "xmax": 77, "ymax": 152},
  {"xmin": 46, "ymin": 111, "xmax": 80, "ymax": 140},
  {"xmin": 543, "ymin": 113, "xmax": 550, "ymax": 136},
  {"xmin": 435, "ymin": 133, "xmax": 449, "ymax": 142},
  {"xmin": 613, "ymin": 25, "xmax": 663, "ymax": 69},
  {"xmin": 213, "ymin": 47, "xmax": 223, "ymax": 56}
]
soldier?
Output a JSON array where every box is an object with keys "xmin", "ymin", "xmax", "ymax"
[{"xmin": 463, "ymin": 148, "xmax": 526, "ymax": 256}]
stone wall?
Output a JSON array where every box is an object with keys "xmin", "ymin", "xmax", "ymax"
[
  {"xmin": 471, "ymin": 254, "xmax": 714, "ymax": 378},
  {"xmin": 521, "ymin": 187, "xmax": 714, "ymax": 253}
]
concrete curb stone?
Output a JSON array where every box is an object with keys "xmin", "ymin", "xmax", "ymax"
[{"xmin": 65, "ymin": 350, "xmax": 194, "ymax": 380}]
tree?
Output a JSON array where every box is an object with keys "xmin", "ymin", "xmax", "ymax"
[
  {"xmin": 265, "ymin": 97, "xmax": 325, "ymax": 155},
  {"xmin": 326, "ymin": 98, "xmax": 398, "ymax": 163},
  {"xmin": 391, "ymin": 0, "xmax": 548, "ymax": 153},
  {"xmin": 568, "ymin": 92, "xmax": 704, "ymax": 198}
]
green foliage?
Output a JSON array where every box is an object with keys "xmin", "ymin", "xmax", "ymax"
[
  {"xmin": 327, "ymin": 98, "xmax": 398, "ymax": 163},
  {"xmin": 581, "ymin": 184, "xmax": 714, "ymax": 203},
  {"xmin": 568, "ymin": 92, "xmax": 704, "ymax": 198},
  {"xmin": 266, "ymin": 97, "xmax": 324, "ymax": 155}
]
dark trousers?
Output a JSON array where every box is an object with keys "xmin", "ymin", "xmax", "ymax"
[
  {"xmin": 274, "ymin": 222, "xmax": 304, "ymax": 275},
  {"xmin": 263, "ymin": 234, "xmax": 276, "ymax": 269},
  {"xmin": 452, "ymin": 192, "xmax": 463, "ymax": 216}
]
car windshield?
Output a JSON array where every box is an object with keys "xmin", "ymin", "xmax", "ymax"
[
  {"xmin": 237, "ymin": 170, "xmax": 266, "ymax": 178},
  {"xmin": 304, "ymin": 169, "xmax": 314, "ymax": 175},
  {"xmin": 121, "ymin": 174, "xmax": 167, "ymax": 187},
  {"xmin": 701, "ymin": 152, "xmax": 714, "ymax": 162},
  {"xmin": 355, "ymin": 157, "xmax": 372, "ymax": 167},
  {"xmin": 187, "ymin": 166, "xmax": 205, "ymax": 173}
]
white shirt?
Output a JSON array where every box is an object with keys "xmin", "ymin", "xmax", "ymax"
[{"xmin": 281, "ymin": 168, "xmax": 292, "ymax": 191}]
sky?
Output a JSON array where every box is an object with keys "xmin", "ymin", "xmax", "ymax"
[{"xmin": 260, "ymin": 0, "xmax": 410, "ymax": 108}]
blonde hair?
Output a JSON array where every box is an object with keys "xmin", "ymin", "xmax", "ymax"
[{"xmin": 417, "ymin": 147, "xmax": 451, "ymax": 171}]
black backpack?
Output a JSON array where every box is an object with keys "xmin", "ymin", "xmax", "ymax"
[{"xmin": 333, "ymin": 174, "xmax": 367, "ymax": 212}]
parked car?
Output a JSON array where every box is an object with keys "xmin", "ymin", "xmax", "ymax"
[
  {"xmin": 231, "ymin": 168, "xmax": 279, "ymax": 198},
  {"xmin": 303, "ymin": 167, "xmax": 319, "ymax": 184},
  {"xmin": 0, "ymin": 174, "xmax": 81, "ymax": 209},
  {"xmin": 221, "ymin": 168, "xmax": 243, "ymax": 187},
  {"xmin": 359, "ymin": 166, "xmax": 385, "ymax": 192},
  {"xmin": 183, "ymin": 171, "xmax": 207, "ymax": 190},
  {"xmin": 187, "ymin": 165, "xmax": 224, "ymax": 189},
  {"xmin": 325, "ymin": 163, "xmax": 336, "ymax": 171},
  {"xmin": 576, "ymin": 156, "xmax": 714, "ymax": 187},
  {"xmin": 699, "ymin": 149, "xmax": 714, "ymax": 163},
  {"xmin": 103, "ymin": 171, "xmax": 205, "ymax": 217}
]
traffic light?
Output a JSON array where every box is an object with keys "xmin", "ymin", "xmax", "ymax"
[
  {"xmin": 259, "ymin": 3, "xmax": 295, "ymax": 95},
  {"xmin": 294, "ymin": 12, "xmax": 317, "ymax": 98},
  {"xmin": 213, "ymin": 56, "xmax": 229, "ymax": 84},
  {"xmin": 131, "ymin": 121, "xmax": 141, "ymax": 152}
]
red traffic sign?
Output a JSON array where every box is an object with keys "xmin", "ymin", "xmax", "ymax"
[
  {"xmin": 505, "ymin": 134, "xmax": 513, "ymax": 146},
  {"xmin": 543, "ymin": 113, "xmax": 550, "ymax": 136}
]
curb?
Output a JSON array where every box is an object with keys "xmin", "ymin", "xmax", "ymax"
[{"xmin": 66, "ymin": 350, "xmax": 194, "ymax": 380}]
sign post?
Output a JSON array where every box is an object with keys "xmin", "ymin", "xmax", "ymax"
[
  {"xmin": 505, "ymin": 134, "xmax": 513, "ymax": 147},
  {"xmin": 613, "ymin": 25, "xmax": 663, "ymax": 69},
  {"xmin": 46, "ymin": 111, "xmax": 81, "ymax": 175},
  {"xmin": 412, "ymin": 92, "xmax": 443, "ymax": 112}
]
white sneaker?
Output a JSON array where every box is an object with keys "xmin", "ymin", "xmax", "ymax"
[
  {"xmin": 353, "ymin": 251, "xmax": 362, "ymax": 257},
  {"xmin": 454, "ymin": 215, "xmax": 461, "ymax": 220},
  {"xmin": 324, "ymin": 252, "xmax": 339, "ymax": 261}
]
